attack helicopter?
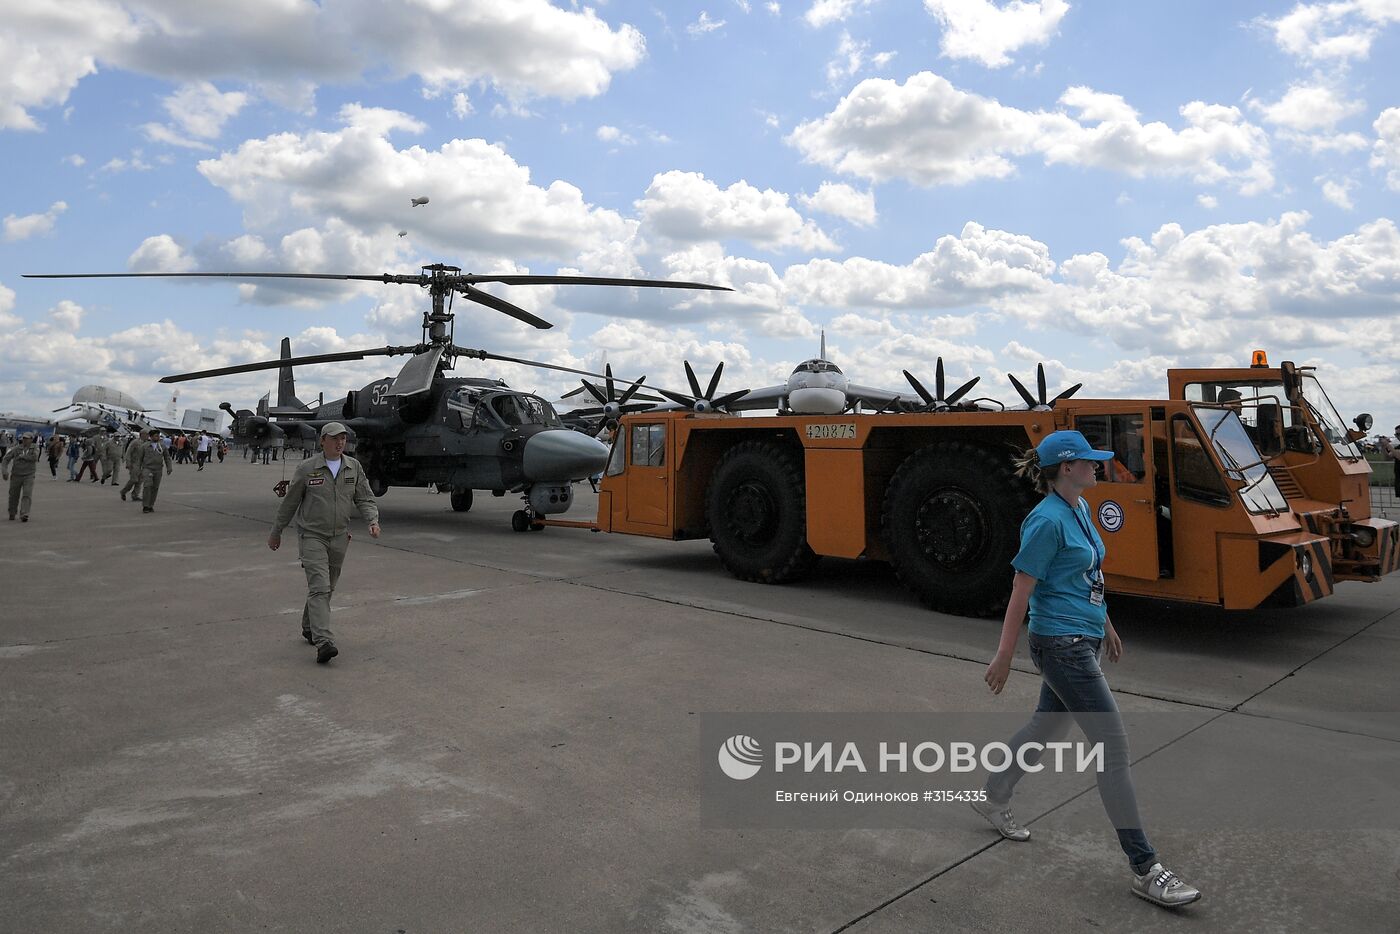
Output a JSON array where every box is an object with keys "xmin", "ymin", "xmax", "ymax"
[{"xmin": 25, "ymin": 263, "xmax": 729, "ymax": 529}]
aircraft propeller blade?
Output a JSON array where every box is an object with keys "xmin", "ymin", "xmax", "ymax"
[
  {"xmin": 684, "ymin": 360, "xmax": 704, "ymax": 400},
  {"xmin": 903, "ymin": 370, "xmax": 934, "ymax": 406},
  {"xmin": 1006, "ymin": 372, "xmax": 1037, "ymax": 408},
  {"xmin": 704, "ymin": 362, "xmax": 724, "ymax": 400},
  {"xmin": 903, "ymin": 359, "xmax": 981, "ymax": 411},
  {"xmin": 710, "ymin": 388, "xmax": 750, "ymax": 410},
  {"xmin": 946, "ymin": 376, "xmax": 981, "ymax": 405},
  {"xmin": 1007, "ymin": 363, "xmax": 1079, "ymax": 410}
]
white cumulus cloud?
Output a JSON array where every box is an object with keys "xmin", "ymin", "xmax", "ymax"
[
  {"xmin": 924, "ymin": 0, "xmax": 1070, "ymax": 68},
  {"xmin": 1318, "ymin": 176, "xmax": 1356, "ymax": 209},
  {"xmin": 798, "ymin": 181, "xmax": 878, "ymax": 225},
  {"xmin": 788, "ymin": 72, "xmax": 1274, "ymax": 193},
  {"xmin": 1258, "ymin": 1, "xmax": 1400, "ymax": 65},
  {"xmin": 0, "ymin": 0, "xmax": 645, "ymax": 133},
  {"xmin": 3, "ymin": 201, "xmax": 68, "ymax": 242},
  {"xmin": 805, "ymin": 0, "xmax": 876, "ymax": 28},
  {"xmin": 1372, "ymin": 107, "xmax": 1400, "ymax": 191},
  {"xmin": 1251, "ymin": 83, "xmax": 1365, "ymax": 131},
  {"xmin": 637, "ymin": 170, "xmax": 839, "ymax": 252}
]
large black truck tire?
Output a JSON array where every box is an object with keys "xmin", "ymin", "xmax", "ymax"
[
  {"xmin": 882, "ymin": 441, "xmax": 1034, "ymax": 617},
  {"xmin": 707, "ymin": 441, "xmax": 818, "ymax": 584},
  {"xmin": 450, "ymin": 488, "xmax": 473, "ymax": 512}
]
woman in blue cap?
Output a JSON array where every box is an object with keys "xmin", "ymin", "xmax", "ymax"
[{"xmin": 973, "ymin": 429, "xmax": 1202, "ymax": 909}]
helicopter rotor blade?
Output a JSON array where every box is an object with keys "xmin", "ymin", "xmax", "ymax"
[
  {"xmin": 22, "ymin": 271, "xmax": 415, "ymax": 283},
  {"xmin": 1036, "ymin": 363, "xmax": 1048, "ymax": 406},
  {"xmin": 160, "ymin": 346, "xmax": 419, "ymax": 383},
  {"xmin": 581, "ymin": 381, "xmax": 609, "ymax": 405},
  {"xmin": 25, "ymin": 270, "xmax": 732, "ymax": 292},
  {"xmin": 604, "ymin": 364, "xmax": 616, "ymax": 404},
  {"xmin": 1050, "ymin": 382, "xmax": 1083, "ymax": 405},
  {"xmin": 935, "ymin": 358, "xmax": 947, "ymax": 401},
  {"xmin": 458, "ymin": 283, "xmax": 552, "ymax": 329},
  {"xmin": 462, "ymin": 274, "xmax": 730, "ymax": 292},
  {"xmin": 455, "ymin": 347, "xmax": 651, "ymax": 386}
]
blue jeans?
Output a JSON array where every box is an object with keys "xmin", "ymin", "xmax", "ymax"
[{"xmin": 985, "ymin": 632, "xmax": 1157, "ymax": 874}]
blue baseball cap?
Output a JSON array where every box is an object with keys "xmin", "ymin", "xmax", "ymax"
[{"xmin": 1035, "ymin": 429, "xmax": 1115, "ymax": 467}]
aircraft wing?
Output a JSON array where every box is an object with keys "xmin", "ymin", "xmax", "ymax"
[{"xmin": 846, "ymin": 383, "xmax": 917, "ymax": 411}]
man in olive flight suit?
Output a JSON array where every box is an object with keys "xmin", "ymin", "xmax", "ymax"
[
  {"xmin": 3, "ymin": 433, "xmax": 41, "ymax": 522},
  {"xmin": 99, "ymin": 431, "xmax": 122, "ymax": 486},
  {"xmin": 133, "ymin": 428, "xmax": 174, "ymax": 513},
  {"xmin": 119, "ymin": 433, "xmax": 145, "ymax": 502},
  {"xmin": 268, "ymin": 423, "xmax": 380, "ymax": 664}
]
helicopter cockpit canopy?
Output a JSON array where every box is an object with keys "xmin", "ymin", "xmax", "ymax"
[{"xmin": 450, "ymin": 389, "xmax": 563, "ymax": 430}]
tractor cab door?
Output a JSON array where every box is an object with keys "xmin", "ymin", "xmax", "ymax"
[
  {"xmin": 1071, "ymin": 407, "xmax": 1161, "ymax": 581},
  {"xmin": 621, "ymin": 421, "xmax": 670, "ymax": 529}
]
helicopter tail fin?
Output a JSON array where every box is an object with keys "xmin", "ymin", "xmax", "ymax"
[{"xmin": 276, "ymin": 338, "xmax": 310, "ymax": 411}]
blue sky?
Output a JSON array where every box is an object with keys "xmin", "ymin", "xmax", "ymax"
[{"xmin": 2, "ymin": 0, "xmax": 1398, "ymax": 435}]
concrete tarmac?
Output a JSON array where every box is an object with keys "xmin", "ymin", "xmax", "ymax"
[{"xmin": 2, "ymin": 458, "xmax": 1398, "ymax": 933}]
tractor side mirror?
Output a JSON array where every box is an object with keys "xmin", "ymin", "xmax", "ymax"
[{"xmin": 1280, "ymin": 361, "xmax": 1302, "ymax": 404}]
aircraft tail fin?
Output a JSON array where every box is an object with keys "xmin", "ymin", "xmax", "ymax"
[
  {"xmin": 164, "ymin": 389, "xmax": 179, "ymax": 423},
  {"xmin": 256, "ymin": 392, "xmax": 270, "ymax": 418},
  {"xmin": 277, "ymin": 338, "xmax": 309, "ymax": 411}
]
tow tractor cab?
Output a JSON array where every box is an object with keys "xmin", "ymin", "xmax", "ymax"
[{"xmin": 590, "ymin": 355, "xmax": 1398, "ymax": 616}]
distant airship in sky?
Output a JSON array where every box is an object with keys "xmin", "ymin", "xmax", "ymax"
[{"xmin": 410, "ymin": 197, "xmax": 429, "ymax": 207}]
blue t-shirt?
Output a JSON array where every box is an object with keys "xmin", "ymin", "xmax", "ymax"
[{"xmin": 1012, "ymin": 493, "xmax": 1107, "ymax": 637}]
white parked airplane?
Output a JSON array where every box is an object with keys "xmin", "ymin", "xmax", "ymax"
[{"xmin": 51, "ymin": 386, "xmax": 184, "ymax": 434}]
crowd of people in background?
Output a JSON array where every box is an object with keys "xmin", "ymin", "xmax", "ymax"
[{"xmin": 0, "ymin": 427, "xmax": 235, "ymax": 522}]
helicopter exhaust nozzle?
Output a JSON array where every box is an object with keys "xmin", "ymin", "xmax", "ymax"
[{"xmin": 523, "ymin": 429, "xmax": 609, "ymax": 482}]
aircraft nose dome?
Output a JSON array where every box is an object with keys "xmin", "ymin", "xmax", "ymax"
[{"xmin": 523, "ymin": 429, "xmax": 609, "ymax": 481}]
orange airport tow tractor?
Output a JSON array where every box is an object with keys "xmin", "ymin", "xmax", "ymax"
[{"xmin": 547, "ymin": 357, "xmax": 1398, "ymax": 617}]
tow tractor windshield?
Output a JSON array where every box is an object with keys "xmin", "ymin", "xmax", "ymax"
[
  {"xmin": 1184, "ymin": 376, "xmax": 1361, "ymax": 460},
  {"xmin": 1300, "ymin": 375, "xmax": 1362, "ymax": 459},
  {"xmin": 1193, "ymin": 405, "xmax": 1290, "ymax": 514}
]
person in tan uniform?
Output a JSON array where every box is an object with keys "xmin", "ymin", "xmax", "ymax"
[
  {"xmin": 99, "ymin": 431, "xmax": 122, "ymax": 485},
  {"xmin": 3, "ymin": 433, "xmax": 42, "ymax": 521},
  {"xmin": 133, "ymin": 429, "xmax": 174, "ymax": 512},
  {"xmin": 268, "ymin": 422, "xmax": 380, "ymax": 663},
  {"xmin": 119, "ymin": 434, "xmax": 145, "ymax": 502}
]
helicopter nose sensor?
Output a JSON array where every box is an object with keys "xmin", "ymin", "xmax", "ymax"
[{"xmin": 523, "ymin": 429, "xmax": 609, "ymax": 482}]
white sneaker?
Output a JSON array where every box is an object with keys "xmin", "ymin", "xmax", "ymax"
[
  {"xmin": 970, "ymin": 799, "xmax": 1030, "ymax": 841},
  {"xmin": 1131, "ymin": 863, "xmax": 1201, "ymax": 908}
]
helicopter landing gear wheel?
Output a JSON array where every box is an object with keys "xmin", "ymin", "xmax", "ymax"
[
  {"xmin": 512, "ymin": 510, "xmax": 530, "ymax": 532},
  {"xmin": 369, "ymin": 474, "xmax": 389, "ymax": 497},
  {"xmin": 450, "ymin": 488, "xmax": 473, "ymax": 512}
]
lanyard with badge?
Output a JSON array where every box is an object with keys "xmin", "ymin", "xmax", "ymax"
[{"xmin": 1055, "ymin": 491, "xmax": 1105, "ymax": 606}]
